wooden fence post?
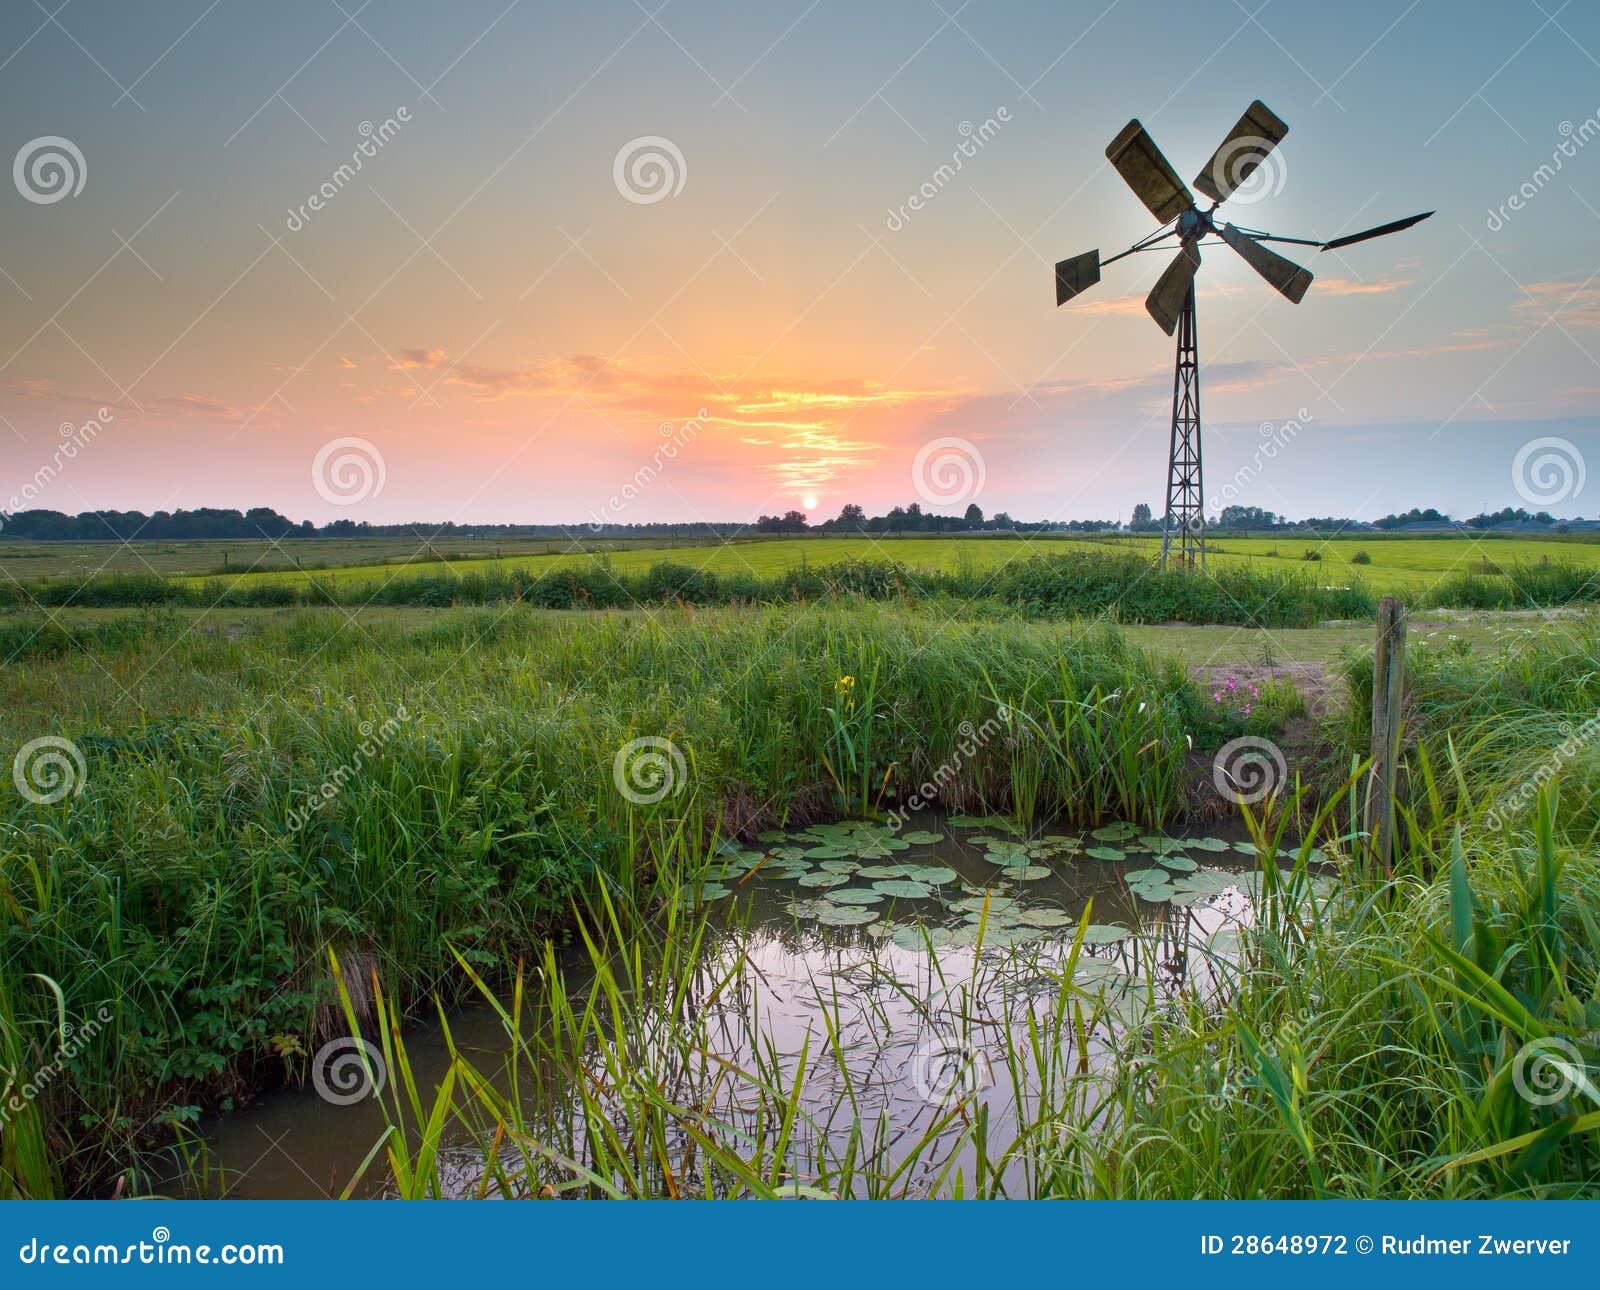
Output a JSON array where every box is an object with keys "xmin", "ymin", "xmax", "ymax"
[{"xmin": 1366, "ymin": 596, "xmax": 1407, "ymax": 871}]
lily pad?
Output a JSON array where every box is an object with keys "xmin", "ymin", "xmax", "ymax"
[
  {"xmin": 676, "ymin": 882, "xmax": 730, "ymax": 908},
  {"xmin": 987, "ymin": 849, "xmax": 1041, "ymax": 869},
  {"xmin": 951, "ymin": 894, "xmax": 1018, "ymax": 914},
  {"xmin": 824, "ymin": 887, "xmax": 885, "ymax": 905},
  {"xmin": 905, "ymin": 865, "xmax": 958, "ymax": 885},
  {"xmin": 888, "ymin": 923, "xmax": 969, "ymax": 950},
  {"xmin": 1123, "ymin": 867, "xmax": 1166, "ymax": 883},
  {"xmin": 1189, "ymin": 836, "xmax": 1232, "ymax": 852},
  {"xmin": 1091, "ymin": 823, "xmax": 1138, "ymax": 841},
  {"xmin": 798, "ymin": 871, "xmax": 852, "ymax": 889},
  {"xmin": 716, "ymin": 855, "xmax": 762, "ymax": 874},
  {"xmin": 872, "ymin": 879, "xmax": 936, "ymax": 899},
  {"xmin": 1173, "ymin": 872, "xmax": 1239, "ymax": 898},
  {"xmin": 818, "ymin": 859, "xmax": 860, "ymax": 874},
  {"xmin": 771, "ymin": 846, "xmax": 809, "ymax": 861},
  {"xmin": 785, "ymin": 898, "xmax": 833, "ymax": 919},
  {"xmin": 857, "ymin": 863, "xmax": 916, "ymax": 879},
  {"xmin": 1085, "ymin": 846, "xmax": 1125, "ymax": 861},
  {"xmin": 805, "ymin": 845, "xmax": 852, "ymax": 859},
  {"xmin": 1015, "ymin": 908, "xmax": 1076, "ymax": 928},
  {"xmin": 1007, "ymin": 865, "xmax": 1052, "ymax": 881},
  {"xmin": 814, "ymin": 905, "xmax": 880, "ymax": 927},
  {"xmin": 1157, "ymin": 854, "xmax": 1198, "ymax": 872},
  {"xmin": 899, "ymin": 830, "xmax": 945, "ymax": 845}
]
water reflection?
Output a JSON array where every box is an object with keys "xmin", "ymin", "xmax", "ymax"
[{"xmin": 197, "ymin": 815, "xmax": 1281, "ymax": 1198}]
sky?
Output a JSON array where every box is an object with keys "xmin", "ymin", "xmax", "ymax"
[{"xmin": 1, "ymin": 0, "xmax": 1597, "ymax": 528}]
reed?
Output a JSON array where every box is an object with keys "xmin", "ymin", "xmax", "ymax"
[
  {"xmin": 337, "ymin": 780, "xmax": 1599, "ymax": 1199},
  {"xmin": 0, "ymin": 603, "xmax": 1224, "ymax": 1193}
]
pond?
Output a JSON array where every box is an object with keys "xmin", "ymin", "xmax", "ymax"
[{"xmin": 193, "ymin": 813, "xmax": 1323, "ymax": 1198}]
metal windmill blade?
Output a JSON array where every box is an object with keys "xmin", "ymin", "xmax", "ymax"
[
  {"xmin": 1105, "ymin": 120, "xmax": 1193, "ymax": 224},
  {"xmin": 1193, "ymin": 100, "xmax": 1288, "ymax": 203},
  {"xmin": 1146, "ymin": 244, "xmax": 1201, "ymax": 335},
  {"xmin": 1320, "ymin": 211, "xmax": 1434, "ymax": 250},
  {"xmin": 1055, "ymin": 250, "xmax": 1101, "ymax": 306},
  {"xmin": 1219, "ymin": 223, "xmax": 1312, "ymax": 302},
  {"xmin": 1054, "ymin": 99, "xmax": 1432, "ymax": 572}
]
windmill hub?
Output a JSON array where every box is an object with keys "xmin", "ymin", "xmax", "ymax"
[
  {"xmin": 1054, "ymin": 100, "xmax": 1432, "ymax": 570},
  {"xmin": 1177, "ymin": 207, "xmax": 1209, "ymax": 239}
]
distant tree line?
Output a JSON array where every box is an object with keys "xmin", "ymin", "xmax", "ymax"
[
  {"xmin": 758, "ymin": 501, "xmax": 1122, "ymax": 534},
  {"xmin": 0, "ymin": 501, "xmax": 1585, "ymax": 543},
  {"xmin": 1, "ymin": 508, "xmax": 762, "ymax": 542}
]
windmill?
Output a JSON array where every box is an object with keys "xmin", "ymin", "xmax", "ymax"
[{"xmin": 1054, "ymin": 101, "xmax": 1432, "ymax": 569}]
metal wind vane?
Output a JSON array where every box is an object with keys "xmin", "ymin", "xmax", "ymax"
[{"xmin": 1054, "ymin": 100, "xmax": 1432, "ymax": 569}]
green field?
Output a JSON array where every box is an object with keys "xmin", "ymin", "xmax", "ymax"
[
  {"xmin": 163, "ymin": 532, "xmax": 1600, "ymax": 600},
  {"xmin": 5, "ymin": 531, "xmax": 1598, "ymax": 601},
  {"xmin": 0, "ymin": 533, "xmax": 726, "ymax": 579}
]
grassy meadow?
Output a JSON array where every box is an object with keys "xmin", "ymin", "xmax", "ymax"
[
  {"xmin": 354, "ymin": 611, "xmax": 1600, "ymax": 1199},
  {"xmin": 5, "ymin": 531, "xmax": 1600, "ymax": 604},
  {"xmin": 156, "ymin": 531, "xmax": 1600, "ymax": 599},
  {"xmin": 1, "ymin": 574, "xmax": 1597, "ymax": 1198},
  {"xmin": 2, "ymin": 603, "xmax": 1268, "ymax": 1194}
]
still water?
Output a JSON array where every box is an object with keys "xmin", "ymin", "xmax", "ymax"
[{"xmin": 196, "ymin": 813, "xmax": 1307, "ymax": 1198}]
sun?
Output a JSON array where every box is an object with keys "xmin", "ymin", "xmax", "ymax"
[{"xmin": 802, "ymin": 495, "xmax": 818, "ymax": 510}]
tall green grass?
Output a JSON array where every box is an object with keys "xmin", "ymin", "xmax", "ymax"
[
  {"xmin": 0, "ymin": 604, "xmax": 1234, "ymax": 1195},
  {"xmin": 3, "ymin": 552, "xmax": 1379, "ymax": 626},
  {"xmin": 319, "ymin": 614, "xmax": 1600, "ymax": 1199}
]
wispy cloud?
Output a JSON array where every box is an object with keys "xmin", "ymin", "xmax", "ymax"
[
  {"xmin": 1513, "ymin": 280, "xmax": 1600, "ymax": 329},
  {"xmin": 1314, "ymin": 274, "xmax": 1414, "ymax": 296}
]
